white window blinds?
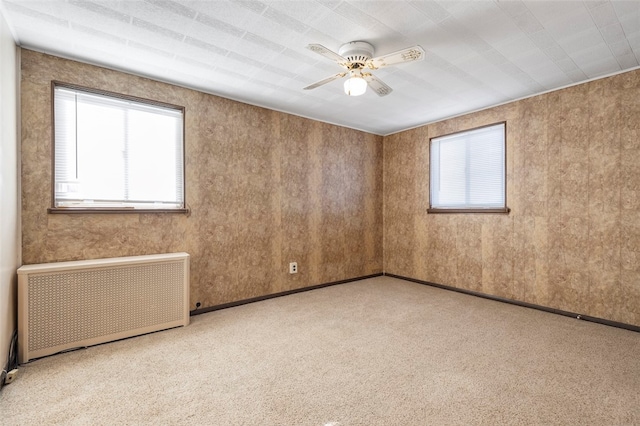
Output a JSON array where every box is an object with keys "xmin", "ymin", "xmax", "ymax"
[
  {"xmin": 53, "ymin": 85, "xmax": 184, "ymax": 210},
  {"xmin": 430, "ymin": 123, "xmax": 506, "ymax": 210}
]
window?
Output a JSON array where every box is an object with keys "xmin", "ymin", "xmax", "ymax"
[
  {"xmin": 52, "ymin": 82, "xmax": 186, "ymax": 212},
  {"xmin": 429, "ymin": 122, "xmax": 508, "ymax": 213}
]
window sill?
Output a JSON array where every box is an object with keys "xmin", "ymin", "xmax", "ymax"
[
  {"xmin": 427, "ymin": 207, "xmax": 511, "ymax": 214},
  {"xmin": 48, "ymin": 207, "xmax": 190, "ymax": 214}
]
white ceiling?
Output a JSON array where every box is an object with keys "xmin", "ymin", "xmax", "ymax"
[{"xmin": 1, "ymin": 1, "xmax": 639, "ymax": 135}]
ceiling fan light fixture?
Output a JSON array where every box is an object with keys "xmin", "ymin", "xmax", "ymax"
[
  {"xmin": 344, "ymin": 76, "xmax": 367, "ymax": 96},
  {"xmin": 304, "ymin": 40, "xmax": 423, "ymax": 97}
]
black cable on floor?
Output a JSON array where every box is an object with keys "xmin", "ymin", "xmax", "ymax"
[
  {"xmin": 8, "ymin": 329, "xmax": 18, "ymax": 371},
  {"xmin": 1, "ymin": 329, "xmax": 18, "ymax": 389}
]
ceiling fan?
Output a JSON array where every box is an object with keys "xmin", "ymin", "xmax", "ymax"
[{"xmin": 303, "ymin": 41, "xmax": 425, "ymax": 97}]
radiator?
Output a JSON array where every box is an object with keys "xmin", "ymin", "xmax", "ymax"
[{"xmin": 17, "ymin": 252, "xmax": 190, "ymax": 363}]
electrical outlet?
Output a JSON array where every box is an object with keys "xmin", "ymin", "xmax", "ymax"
[
  {"xmin": 5, "ymin": 369, "xmax": 18, "ymax": 384},
  {"xmin": 289, "ymin": 262, "xmax": 298, "ymax": 274}
]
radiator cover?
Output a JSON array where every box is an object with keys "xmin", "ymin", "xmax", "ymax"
[{"xmin": 17, "ymin": 253, "xmax": 190, "ymax": 363}]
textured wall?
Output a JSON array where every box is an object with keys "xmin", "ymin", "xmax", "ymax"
[
  {"xmin": 21, "ymin": 50, "xmax": 383, "ymax": 309},
  {"xmin": 21, "ymin": 49, "xmax": 640, "ymax": 327},
  {"xmin": 384, "ymin": 69, "xmax": 640, "ymax": 327}
]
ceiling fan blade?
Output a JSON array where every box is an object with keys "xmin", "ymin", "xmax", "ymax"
[
  {"xmin": 303, "ymin": 71, "xmax": 348, "ymax": 90},
  {"xmin": 362, "ymin": 73, "xmax": 393, "ymax": 97},
  {"xmin": 368, "ymin": 45, "xmax": 425, "ymax": 69},
  {"xmin": 306, "ymin": 44, "xmax": 349, "ymax": 65}
]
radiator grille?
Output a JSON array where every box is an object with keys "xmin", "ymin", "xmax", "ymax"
[{"xmin": 18, "ymin": 253, "xmax": 189, "ymax": 363}]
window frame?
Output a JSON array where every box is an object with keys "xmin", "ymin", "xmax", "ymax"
[
  {"xmin": 428, "ymin": 121, "xmax": 510, "ymax": 214},
  {"xmin": 49, "ymin": 81, "xmax": 188, "ymax": 214}
]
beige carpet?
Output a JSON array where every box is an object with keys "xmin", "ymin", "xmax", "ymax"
[{"xmin": 1, "ymin": 276, "xmax": 639, "ymax": 425}]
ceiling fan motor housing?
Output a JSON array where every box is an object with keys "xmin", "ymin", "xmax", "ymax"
[{"xmin": 339, "ymin": 41, "xmax": 374, "ymax": 64}]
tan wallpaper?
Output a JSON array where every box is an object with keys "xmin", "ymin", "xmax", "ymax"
[
  {"xmin": 20, "ymin": 49, "xmax": 640, "ymax": 327},
  {"xmin": 20, "ymin": 50, "xmax": 383, "ymax": 309},
  {"xmin": 384, "ymin": 69, "xmax": 640, "ymax": 327}
]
